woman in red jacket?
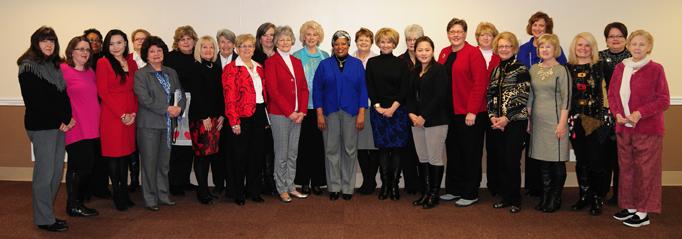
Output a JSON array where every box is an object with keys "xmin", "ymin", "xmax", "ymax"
[
  {"xmin": 222, "ymin": 34, "xmax": 268, "ymax": 206},
  {"xmin": 265, "ymin": 26, "xmax": 309, "ymax": 203},
  {"xmin": 96, "ymin": 29, "xmax": 138, "ymax": 211},
  {"xmin": 608, "ymin": 30, "xmax": 669, "ymax": 228},
  {"xmin": 436, "ymin": 18, "xmax": 489, "ymax": 206}
]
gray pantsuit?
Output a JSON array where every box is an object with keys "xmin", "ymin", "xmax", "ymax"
[
  {"xmin": 137, "ymin": 128, "xmax": 172, "ymax": 207},
  {"xmin": 411, "ymin": 125, "xmax": 448, "ymax": 166},
  {"xmin": 27, "ymin": 129, "xmax": 65, "ymax": 225},
  {"xmin": 271, "ymin": 115, "xmax": 302, "ymax": 194},
  {"xmin": 322, "ymin": 110, "xmax": 358, "ymax": 194}
]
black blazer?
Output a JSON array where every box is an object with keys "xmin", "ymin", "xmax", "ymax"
[
  {"xmin": 406, "ymin": 62, "xmax": 450, "ymax": 127},
  {"xmin": 188, "ymin": 60, "xmax": 225, "ymax": 121}
]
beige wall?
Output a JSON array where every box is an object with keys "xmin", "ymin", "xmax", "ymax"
[{"xmin": 1, "ymin": 0, "xmax": 681, "ymax": 100}]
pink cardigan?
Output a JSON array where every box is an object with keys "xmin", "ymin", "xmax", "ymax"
[{"xmin": 607, "ymin": 61, "xmax": 669, "ymax": 135}]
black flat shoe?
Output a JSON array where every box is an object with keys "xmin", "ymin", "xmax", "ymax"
[
  {"xmin": 68, "ymin": 206, "xmax": 99, "ymax": 217},
  {"xmin": 145, "ymin": 205, "xmax": 160, "ymax": 211},
  {"xmin": 160, "ymin": 201, "xmax": 176, "ymax": 206},
  {"xmin": 199, "ymin": 197, "xmax": 215, "ymax": 205},
  {"xmin": 55, "ymin": 218, "xmax": 67, "ymax": 226},
  {"xmin": 493, "ymin": 201, "xmax": 511, "ymax": 209},
  {"xmin": 38, "ymin": 222, "xmax": 68, "ymax": 232},
  {"xmin": 510, "ymin": 206, "xmax": 521, "ymax": 213},
  {"xmin": 329, "ymin": 192, "xmax": 340, "ymax": 201},
  {"xmin": 311, "ymin": 186, "xmax": 323, "ymax": 195},
  {"xmin": 342, "ymin": 194, "xmax": 353, "ymax": 200},
  {"xmin": 301, "ymin": 185, "xmax": 311, "ymax": 194},
  {"xmin": 251, "ymin": 196, "xmax": 265, "ymax": 203}
]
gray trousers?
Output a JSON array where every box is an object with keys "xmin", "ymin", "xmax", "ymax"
[
  {"xmin": 27, "ymin": 129, "xmax": 65, "ymax": 225},
  {"xmin": 411, "ymin": 125, "xmax": 448, "ymax": 166},
  {"xmin": 271, "ymin": 115, "xmax": 302, "ymax": 194},
  {"xmin": 322, "ymin": 111, "xmax": 358, "ymax": 194},
  {"xmin": 137, "ymin": 128, "xmax": 172, "ymax": 207}
]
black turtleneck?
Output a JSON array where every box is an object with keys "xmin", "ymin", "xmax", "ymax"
[
  {"xmin": 188, "ymin": 59, "xmax": 224, "ymax": 121},
  {"xmin": 165, "ymin": 50, "xmax": 196, "ymax": 93},
  {"xmin": 365, "ymin": 52, "xmax": 410, "ymax": 108}
]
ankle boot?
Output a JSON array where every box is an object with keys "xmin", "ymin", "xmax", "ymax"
[
  {"xmin": 571, "ymin": 161, "xmax": 589, "ymax": 211},
  {"xmin": 589, "ymin": 195, "xmax": 604, "ymax": 215},
  {"xmin": 571, "ymin": 186, "xmax": 590, "ymax": 211},
  {"xmin": 412, "ymin": 163, "xmax": 430, "ymax": 206},
  {"xmin": 128, "ymin": 152, "xmax": 140, "ymax": 192},
  {"xmin": 389, "ymin": 151, "xmax": 401, "ymax": 201},
  {"xmin": 423, "ymin": 165, "xmax": 443, "ymax": 209},
  {"xmin": 543, "ymin": 163, "xmax": 566, "ymax": 213},
  {"xmin": 378, "ymin": 151, "xmax": 390, "ymax": 200},
  {"xmin": 535, "ymin": 162, "xmax": 552, "ymax": 211}
]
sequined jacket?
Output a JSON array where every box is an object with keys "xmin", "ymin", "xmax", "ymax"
[{"xmin": 486, "ymin": 56, "xmax": 530, "ymax": 122}]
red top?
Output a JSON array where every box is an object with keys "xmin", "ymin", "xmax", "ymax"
[
  {"xmin": 607, "ymin": 61, "xmax": 669, "ymax": 136},
  {"xmin": 96, "ymin": 56, "xmax": 138, "ymax": 157},
  {"xmin": 437, "ymin": 42, "xmax": 489, "ymax": 115},
  {"xmin": 479, "ymin": 46, "xmax": 501, "ymax": 77},
  {"xmin": 264, "ymin": 52, "xmax": 309, "ymax": 116},
  {"xmin": 222, "ymin": 60, "xmax": 267, "ymax": 127}
]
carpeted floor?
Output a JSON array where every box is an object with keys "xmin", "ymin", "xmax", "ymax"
[{"xmin": 0, "ymin": 181, "xmax": 679, "ymax": 239}]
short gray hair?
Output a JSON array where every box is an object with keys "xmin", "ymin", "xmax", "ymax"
[
  {"xmin": 404, "ymin": 24, "xmax": 424, "ymax": 39},
  {"xmin": 216, "ymin": 29, "xmax": 236, "ymax": 44},
  {"xmin": 274, "ymin": 26, "xmax": 296, "ymax": 48}
]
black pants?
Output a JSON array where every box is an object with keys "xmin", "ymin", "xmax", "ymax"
[
  {"xmin": 105, "ymin": 154, "xmax": 132, "ymax": 205},
  {"xmin": 87, "ymin": 144, "xmax": 110, "ymax": 197},
  {"xmin": 65, "ymin": 138, "xmax": 99, "ymax": 174},
  {"xmin": 604, "ymin": 134, "xmax": 619, "ymax": 199},
  {"xmin": 213, "ymin": 126, "xmax": 230, "ymax": 190},
  {"xmin": 570, "ymin": 120, "xmax": 610, "ymax": 197},
  {"xmin": 194, "ymin": 154, "xmax": 215, "ymax": 200},
  {"xmin": 231, "ymin": 104, "xmax": 267, "ymax": 199},
  {"xmin": 487, "ymin": 120, "xmax": 527, "ymax": 206},
  {"xmin": 401, "ymin": 135, "xmax": 421, "ymax": 192},
  {"xmin": 294, "ymin": 112, "xmax": 327, "ymax": 187},
  {"xmin": 169, "ymin": 145, "xmax": 194, "ymax": 190},
  {"xmin": 444, "ymin": 112, "xmax": 486, "ymax": 199}
]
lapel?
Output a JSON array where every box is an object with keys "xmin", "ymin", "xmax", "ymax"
[{"xmin": 274, "ymin": 52, "xmax": 295, "ymax": 79}]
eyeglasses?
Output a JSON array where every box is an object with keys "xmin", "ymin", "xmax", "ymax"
[
  {"xmin": 497, "ymin": 45, "xmax": 513, "ymax": 50},
  {"xmin": 74, "ymin": 48, "xmax": 92, "ymax": 53},
  {"xmin": 608, "ymin": 35, "xmax": 625, "ymax": 39},
  {"xmin": 239, "ymin": 45, "xmax": 255, "ymax": 49},
  {"xmin": 448, "ymin": 30, "xmax": 465, "ymax": 35}
]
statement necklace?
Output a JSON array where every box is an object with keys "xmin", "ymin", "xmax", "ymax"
[
  {"xmin": 336, "ymin": 56, "xmax": 346, "ymax": 68},
  {"xmin": 537, "ymin": 64, "xmax": 555, "ymax": 81}
]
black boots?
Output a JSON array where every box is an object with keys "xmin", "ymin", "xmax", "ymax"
[
  {"xmin": 66, "ymin": 171, "xmax": 99, "ymax": 217},
  {"xmin": 128, "ymin": 152, "xmax": 140, "ymax": 192},
  {"xmin": 412, "ymin": 163, "xmax": 430, "ymax": 206},
  {"xmin": 590, "ymin": 195, "xmax": 604, "ymax": 215},
  {"xmin": 108, "ymin": 156, "xmax": 134, "ymax": 211},
  {"xmin": 536, "ymin": 162, "xmax": 566, "ymax": 213},
  {"xmin": 423, "ymin": 165, "xmax": 443, "ymax": 209},
  {"xmin": 378, "ymin": 151, "xmax": 390, "ymax": 200},
  {"xmin": 389, "ymin": 151, "xmax": 401, "ymax": 201},
  {"xmin": 571, "ymin": 160, "xmax": 590, "ymax": 211},
  {"xmin": 571, "ymin": 186, "xmax": 590, "ymax": 211},
  {"xmin": 358, "ymin": 150, "xmax": 379, "ymax": 195}
]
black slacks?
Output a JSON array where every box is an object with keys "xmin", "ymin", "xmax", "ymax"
[
  {"xmin": 444, "ymin": 112, "xmax": 487, "ymax": 199},
  {"xmin": 231, "ymin": 104, "xmax": 267, "ymax": 199},
  {"xmin": 487, "ymin": 120, "xmax": 527, "ymax": 206},
  {"xmin": 294, "ymin": 112, "xmax": 327, "ymax": 187}
]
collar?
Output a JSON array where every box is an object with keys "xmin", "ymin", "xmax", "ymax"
[
  {"xmin": 235, "ymin": 56, "xmax": 261, "ymax": 68},
  {"xmin": 277, "ymin": 49, "xmax": 291, "ymax": 59}
]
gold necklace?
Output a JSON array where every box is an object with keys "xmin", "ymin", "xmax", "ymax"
[{"xmin": 537, "ymin": 64, "xmax": 554, "ymax": 81}]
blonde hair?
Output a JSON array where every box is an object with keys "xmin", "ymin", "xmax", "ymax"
[
  {"xmin": 194, "ymin": 35, "xmax": 217, "ymax": 62},
  {"xmin": 536, "ymin": 34, "xmax": 561, "ymax": 58},
  {"xmin": 492, "ymin": 31, "xmax": 519, "ymax": 54},
  {"xmin": 172, "ymin": 25, "xmax": 198, "ymax": 50},
  {"xmin": 235, "ymin": 34, "xmax": 256, "ymax": 49},
  {"xmin": 375, "ymin": 27, "xmax": 400, "ymax": 47},
  {"xmin": 627, "ymin": 30, "xmax": 654, "ymax": 54},
  {"xmin": 299, "ymin": 20, "xmax": 324, "ymax": 46},
  {"xmin": 568, "ymin": 32, "xmax": 599, "ymax": 65},
  {"xmin": 475, "ymin": 22, "xmax": 499, "ymax": 45}
]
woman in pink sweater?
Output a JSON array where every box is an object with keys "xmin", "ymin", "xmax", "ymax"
[{"xmin": 607, "ymin": 30, "xmax": 669, "ymax": 228}]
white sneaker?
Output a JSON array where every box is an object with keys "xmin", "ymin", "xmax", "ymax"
[
  {"xmin": 455, "ymin": 198, "xmax": 479, "ymax": 207},
  {"xmin": 440, "ymin": 194, "xmax": 460, "ymax": 201}
]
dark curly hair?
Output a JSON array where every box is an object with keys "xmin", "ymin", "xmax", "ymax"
[{"xmin": 140, "ymin": 36, "xmax": 169, "ymax": 64}]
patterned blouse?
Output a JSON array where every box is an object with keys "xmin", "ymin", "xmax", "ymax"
[{"xmin": 486, "ymin": 56, "xmax": 530, "ymax": 122}]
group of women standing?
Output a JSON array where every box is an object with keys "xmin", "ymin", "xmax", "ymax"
[{"xmin": 19, "ymin": 11, "xmax": 669, "ymax": 232}]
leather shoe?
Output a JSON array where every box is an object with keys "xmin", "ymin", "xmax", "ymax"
[
  {"xmin": 38, "ymin": 222, "xmax": 68, "ymax": 232},
  {"xmin": 279, "ymin": 192, "xmax": 292, "ymax": 203},
  {"xmin": 510, "ymin": 206, "xmax": 521, "ymax": 213},
  {"xmin": 311, "ymin": 186, "xmax": 323, "ymax": 195},
  {"xmin": 145, "ymin": 205, "xmax": 160, "ymax": 211},
  {"xmin": 55, "ymin": 218, "xmax": 67, "ymax": 226},
  {"xmin": 290, "ymin": 191, "xmax": 309, "ymax": 199},
  {"xmin": 68, "ymin": 206, "xmax": 99, "ymax": 217},
  {"xmin": 160, "ymin": 201, "xmax": 176, "ymax": 206},
  {"xmin": 301, "ymin": 185, "xmax": 311, "ymax": 194},
  {"xmin": 493, "ymin": 201, "xmax": 511, "ymax": 209},
  {"xmin": 342, "ymin": 194, "xmax": 353, "ymax": 200},
  {"xmin": 329, "ymin": 192, "xmax": 340, "ymax": 201},
  {"xmin": 251, "ymin": 196, "xmax": 265, "ymax": 203}
]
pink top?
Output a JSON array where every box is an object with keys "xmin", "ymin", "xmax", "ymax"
[
  {"xmin": 61, "ymin": 63, "xmax": 100, "ymax": 145},
  {"xmin": 607, "ymin": 61, "xmax": 669, "ymax": 136}
]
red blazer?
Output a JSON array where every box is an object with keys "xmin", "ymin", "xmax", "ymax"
[
  {"xmin": 222, "ymin": 59, "xmax": 267, "ymax": 127},
  {"xmin": 607, "ymin": 61, "xmax": 669, "ymax": 136},
  {"xmin": 264, "ymin": 52, "xmax": 309, "ymax": 116},
  {"xmin": 437, "ymin": 42, "xmax": 489, "ymax": 115},
  {"xmin": 478, "ymin": 46, "xmax": 501, "ymax": 77},
  {"xmin": 96, "ymin": 56, "xmax": 138, "ymax": 157}
]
